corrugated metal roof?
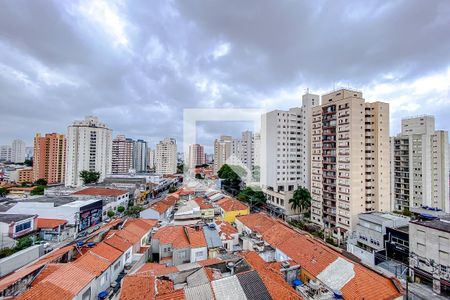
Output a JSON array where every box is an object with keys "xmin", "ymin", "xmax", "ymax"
[
  {"xmin": 177, "ymin": 262, "xmax": 200, "ymax": 271},
  {"xmin": 184, "ymin": 282, "xmax": 214, "ymax": 300},
  {"xmin": 237, "ymin": 270, "xmax": 272, "ymax": 300},
  {"xmin": 211, "ymin": 275, "xmax": 247, "ymax": 300},
  {"xmin": 316, "ymin": 257, "xmax": 355, "ymax": 291},
  {"xmin": 203, "ymin": 226, "xmax": 223, "ymax": 248},
  {"xmin": 186, "ymin": 268, "xmax": 209, "ymax": 287}
]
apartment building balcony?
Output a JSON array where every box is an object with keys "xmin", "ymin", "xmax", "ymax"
[
  {"xmin": 323, "ymin": 201, "xmax": 336, "ymax": 208},
  {"xmin": 323, "ymin": 216, "xmax": 336, "ymax": 225}
]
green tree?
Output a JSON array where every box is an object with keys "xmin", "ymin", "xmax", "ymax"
[
  {"xmin": 107, "ymin": 210, "xmax": 115, "ymax": 218},
  {"xmin": 24, "ymin": 159, "xmax": 33, "ymax": 167},
  {"xmin": 195, "ymin": 173, "xmax": 204, "ymax": 179},
  {"xmin": 34, "ymin": 178, "xmax": 48, "ymax": 186},
  {"xmin": 168, "ymin": 186, "xmax": 178, "ymax": 193},
  {"xmin": 79, "ymin": 170, "xmax": 101, "ymax": 185},
  {"xmin": 218, "ymin": 164, "xmax": 246, "ymax": 196},
  {"xmin": 238, "ymin": 187, "xmax": 266, "ymax": 207},
  {"xmin": 15, "ymin": 236, "xmax": 33, "ymax": 251},
  {"xmin": 125, "ymin": 205, "xmax": 144, "ymax": 217},
  {"xmin": 117, "ymin": 206, "xmax": 125, "ymax": 213},
  {"xmin": 289, "ymin": 187, "xmax": 311, "ymax": 213},
  {"xmin": 0, "ymin": 187, "xmax": 8, "ymax": 197},
  {"xmin": 177, "ymin": 163, "xmax": 184, "ymax": 174},
  {"xmin": 30, "ymin": 185, "xmax": 45, "ymax": 196}
]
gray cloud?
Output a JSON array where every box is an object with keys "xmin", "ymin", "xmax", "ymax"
[{"xmin": 0, "ymin": 0, "xmax": 449, "ymax": 151}]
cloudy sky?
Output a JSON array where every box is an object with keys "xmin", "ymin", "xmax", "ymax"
[{"xmin": 0, "ymin": 0, "xmax": 449, "ymax": 153}]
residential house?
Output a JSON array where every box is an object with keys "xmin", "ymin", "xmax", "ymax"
[
  {"xmin": 215, "ymin": 220, "xmax": 239, "ymax": 252},
  {"xmin": 194, "ymin": 197, "xmax": 214, "ymax": 220},
  {"xmin": 36, "ymin": 218, "xmax": 68, "ymax": 242},
  {"xmin": 0, "ymin": 214, "xmax": 37, "ymax": 239},
  {"xmin": 217, "ymin": 197, "xmax": 249, "ymax": 222},
  {"xmin": 236, "ymin": 213, "xmax": 403, "ymax": 300}
]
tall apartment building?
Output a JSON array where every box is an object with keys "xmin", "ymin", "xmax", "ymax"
[
  {"xmin": 156, "ymin": 138, "xmax": 177, "ymax": 175},
  {"xmin": 310, "ymin": 89, "xmax": 390, "ymax": 241},
  {"xmin": 133, "ymin": 139, "xmax": 148, "ymax": 173},
  {"xmin": 240, "ymin": 131, "xmax": 254, "ymax": 172},
  {"xmin": 214, "ymin": 135, "xmax": 233, "ymax": 173},
  {"xmin": 112, "ymin": 135, "xmax": 134, "ymax": 174},
  {"xmin": 0, "ymin": 145, "xmax": 12, "ymax": 162},
  {"xmin": 11, "ymin": 139, "xmax": 26, "ymax": 163},
  {"xmin": 253, "ymin": 132, "xmax": 261, "ymax": 167},
  {"xmin": 261, "ymin": 92, "xmax": 319, "ymax": 217},
  {"xmin": 147, "ymin": 148, "xmax": 155, "ymax": 170},
  {"xmin": 390, "ymin": 116, "xmax": 449, "ymax": 212},
  {"xmin": 65, "ymin": 116, "xmax": 113, "ymax": 187},
  {"xmin": 33, "ymin": 133, "xmax": 66, "ymax": 184},
  {"xmin": 188, "ymin": 144, "xmax": 206, "ymax": 169}
]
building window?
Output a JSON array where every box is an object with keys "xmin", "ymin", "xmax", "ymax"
[{"xmin": 15, "ymin": 221, "xmax": 31, "ymax": 233}]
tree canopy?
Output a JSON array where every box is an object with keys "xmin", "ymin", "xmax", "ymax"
[
  {"xmin": 289, "ymin": 187, "xmax": 312, "ymax": 213},
  {"xmin": 34, "ymin": 178, "xmax": 48, "ymax": 186},
  {"xmin": 217, "ymin": 164, "xmax": 247, "ymax": 196},
  {"xmin": 238, "ymin": 187, "xmax": 266, "ymax": 207},
  {"xmin": 30, "ymin": 185, "xmax": 45, "ymax": 196},
  {"xmin": 79, "ymin": 170, "xmax": 101, "ymax": 185},
  {"xmin": 0, "ymin": 187, "xmax": 8, "ymax": 197}
]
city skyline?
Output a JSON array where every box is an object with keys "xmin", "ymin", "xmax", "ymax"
[{"xmin": 0, "ymin": 1, "xmax": 449, "ymax": 147}]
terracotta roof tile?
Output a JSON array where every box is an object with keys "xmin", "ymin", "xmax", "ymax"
[
  {"xmin": 90, "ymin": 242, "xmax": 122, "ymax": 263},
  {"xmin": 241, "ymin": 252, "xmax": 302, "ymax": 300},
  {"xmin": 194, "ymin": 197, "xmax": 214, "ymax": 209},
  {"xmin": 74, "ymin": 252, "xmax": 110, "ymax": 276},
  {"xmin": 120, "ymin": 273, "xmax": 155, "ymax": 300},
  {"xmin": 153, "ymin": 226, "xmax": 190, "ymax": 249},
  {"xmin": 197, "ymin": 258, "xmax": 222, "ymax": 267},
  {"xmin": 36, "ymin": 218, "xmax": 67, "ymax": 229},
  {"xmin": 104, "ymin": 234, "xmax": 132, "ymax": 252},
  {"xmin": 217, "ymin": 197, "xmax": 248, "ymax": 212},
  {"xmin": 151, "ymin": 201, "xmax": 171, "ymax": 214},
  {"xmin": 17, "ymin": 281, "xmax": 73, "ymax": 300},
  {"xmin": 155, "ymin": 289, "xmax": 185, "ymax": 300},
  {"xmin": 31, "ymin": 264, "xmax": 63, "ymax": 286},
  {"xmin": 156, "ymin": 278, "xmax": 174, "ymax": 295},
  {"xmin": 73, "ymin": 187, "xmax": 128, "ymax": 197},
  {"xmin": 185, "ymin": 227, "xmax": 207, "ymax": 248},
  {"xmin": 137, "ymin": 263, "xmax": 168, "ymax": 273},
  {"xmin": 215, "ymin": 220, "xmax": 238, "ymax": 240}
]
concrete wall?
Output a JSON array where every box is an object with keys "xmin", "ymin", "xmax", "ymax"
[
  {"xmin": 140, "ymin": 208, "xmax": 161, "ymax": 220},
  {"xmin": 0, "ymin": 245, "xmax": 43, "ymax": 277},
  {"xmin": 173, "ymin": 248, "xmax": 190, "ymax": 265},
  {"xmin": 190, "ymin": 247, "xmax": 207, "ymax": 262}
]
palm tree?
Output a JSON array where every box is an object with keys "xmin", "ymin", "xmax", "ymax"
[{"xmin": 289, "ymin": 187, "xmax": 311, "ymax": 213}]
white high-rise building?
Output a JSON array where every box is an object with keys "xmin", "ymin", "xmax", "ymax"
[
  {"xmin": 261, "ymin": 92, "xmax": 319, "ymax": 217},
  {"xmin": 240, "ymin": 131, "xmax": 254, "ymax": 172},
  {"xmin": 391, "ymin": 116, "xmax": 449, "ymax": 212},
  {"xmin": 112, "ymin": 135, "xmax": 134, "ymax": 174},
  {"xmin": 188, "ymin": 144, "xmax": 206, "ymax": 169},
  {"xmin": 133, "ymin": 139, "xmax": 148, "ymax": 173},
  {"xmin": 156, "ymin": 138, "xmax": 177, "ymax": 175},
  {"xmin": 65, "ymin": 116, "xmax": 113, "ymax": 187},
  {"xmin": 11, "ymin": 139, "xmax": 26, "ymax": 163},
  {"xmin": 253, "ymin": 132, "xmax": 261, "ymax": 168},
  {"xmin": 0, "ymin": 145, "xmax": 12, "ymax": 162},
  {"xmin": 147, "ymin": 148, "xmax": 156, "ymax": 170}
]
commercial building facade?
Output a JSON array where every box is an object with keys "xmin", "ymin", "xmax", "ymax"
[
  {"xmin": 65, "ymin": 116, "xmax": 113, "ymax": 187},
  {"xmin": 310, "ymin": 89, "xmax": 390, "ymax": 240},
  {"xmin": 33, "ymin": 133, "xmax": 66, "ymax": 184}
]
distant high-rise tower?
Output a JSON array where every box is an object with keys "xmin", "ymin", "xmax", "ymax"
[
  {"xmin": 33, "ymin": 133, "xmax": 66, "ymax": 184},
  {"xmin": 0, "ymin": 145, "xmax": 12, "ymax": 162},
  {"xmin": 147, "ymin": 148, "xmax": 156, "ymax": 170},
  {"xmin": 390, "ymin": 116, "xmax": 449, "ymax": 212},
  {"xmin": 65, "ymin": 116, "xmax": 112, "ymax": 187},
  {"xmin": 156, "ymin": 138, "xmax": 177, "ymax": 175},
  {"xmin": 11, "ymin": 139, "xmax": 26, "ymax": 163},
  {"xmin": 133, "ymin": 139, "xmax": 148, "ymax": 173},
  {"xmin": 112, "ymin": 135, "xmax": 134, "ymax": 174},
  {"xmin": 310, "ymin": 89, "xmax": 390, "ymax": 241},
  {"xmin": 188, "ymin": 144, "xmax": 206, "ymax": 169},
  {"xmin": 214, "ymin": 136, "xmax": 233, "ymax": 173},
  {"xmin": 261, "ymin": 92, "xmax": 319, "ymax": 217}
]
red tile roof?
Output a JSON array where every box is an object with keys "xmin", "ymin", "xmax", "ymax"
[
  {"xmin": 31, "ymin": 264, "xmax": 63, "ymax": 286},
  {"xmin": 17, "ymin": 281, "xmax": 73, "ymax": 300},
  {"xmin": 194, "ymin": 197, "xmax": 214, "ymax": 209},
  {"xmin": 36, "ymin": 218, "xmax": 67, "ymax": 229},
  {"xmin": 137, "ymin": 263, "xmax": 168, "ymax": 273},
  {"xmin": 215, "ymin": 220, "xmax": 238, "ymax": 240},
  {"xmin": 120, "ymin": 273, "xmax": 155, "ymax": 300},
  {"xmin": 73, "ymin": 187, "xmax": 128, "ymax": 197},
  {"xmin": 217, "ymin": 197, "xmax": 248, "ymax": 212},
  {"xmin": 150, "ymin": 201, "xmax": 171, "ymax": 214},
  {"xmin": 237, "ymin": 213, "xmax": 403, "ymax": 300},
  {"xmin": 90, "ymin": 242, "xmax": 122, "ymax": 263},
  {"xmin": 74, "ymin": 252, "xmax": 110, "ymax": 276},
  {"xmin": 153, "ymin": 226, "xmax": 190, "ymax": 249},
  {"xmin": 185, "ymin": 227, "xmax": 207, "ymax": 248},
  {"xmin": 104, "ymin": 234, "xmax": 132, "ymax": 252},
  {"xmin": 155, "ymin": 289, "xmax": 185, "ymax": 300},
  {"xmin": 241, "ymin": 252, "xmax": 302, "ymax": 300}
]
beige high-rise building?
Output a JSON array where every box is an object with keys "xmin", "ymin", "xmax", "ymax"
[
  {"xmin": 33, "ymin": 133, "xmax": 66, "ymax": 184},
  {"xmin": 156, "ymin": 138, "xmax": 177, "ymax": 175},
  {"xmin": 261, "ymin": 92, "xmax": 319, "ymax": 217},
  {"xmin": 390, "ymin": 116, "xmax": 449, "ymax": 212},
  {"xmin": 112, "ymin": 135, "xmax": 134, "ymax": 174},
  {"xmin": 188, "ymin": 144, "xmax": 206, "ymax": 169},
  {"xmin": 213, "ymin": 135, "xmax": 233, "ymax": 173},
  {"xmin": 147, "ymin": 148, "xmax": 156, "ymax": 170},
  {"xmin": 310, "ymin": 89, "xmax": 390, "ymax": 241}
]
